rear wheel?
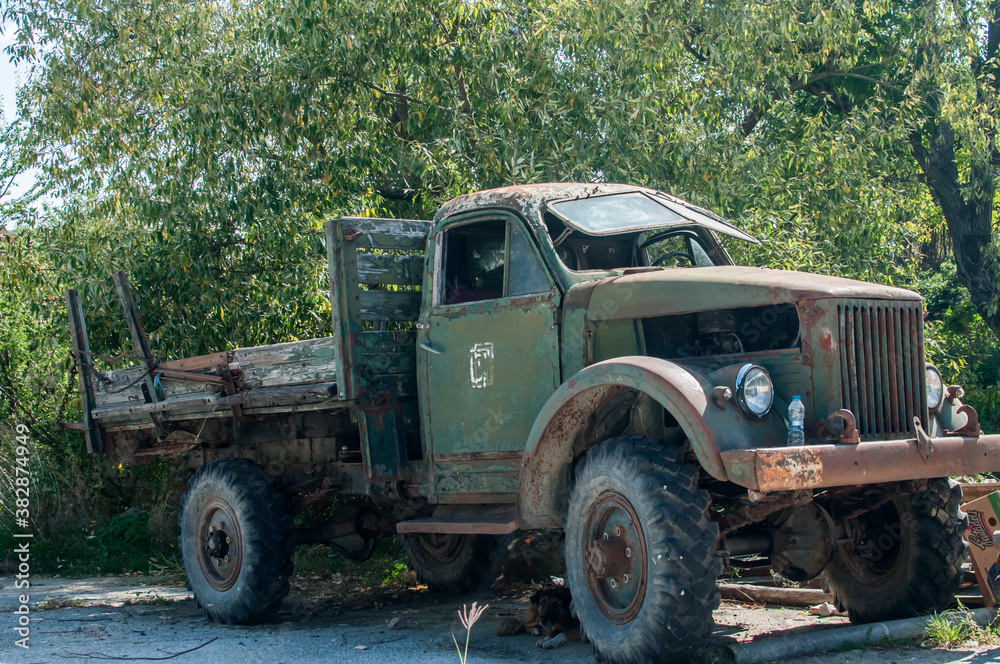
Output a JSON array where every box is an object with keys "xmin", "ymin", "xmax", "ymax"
[
  {"xmin": 823, "ymin": 479, "xmax": 967, "ymax": 624},
  {"xmin": 565, "ymin": 436, "xmax": 721, "ymax": 664},
  {"xmin": 402, "ymin": 533, "xmax": 512, "ymax": 593},
  {"xmin": 179, "ymin": 459, "xmax": 293, "ymax": 624}
]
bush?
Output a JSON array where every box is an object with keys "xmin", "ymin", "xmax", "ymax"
[{"xmin": 920, "ymin": 261, "xmax": 1000, "ymax": 431}]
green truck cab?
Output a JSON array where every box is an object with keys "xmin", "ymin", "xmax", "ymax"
[{"xmin": 68, "ymin": 182, "xmax": 1000, "ymax": 663}]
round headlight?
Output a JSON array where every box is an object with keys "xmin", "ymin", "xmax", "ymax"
[
  {"xmin": 736, "ymin": 364, "xmax": 774, "ymax": 419},
  {"xmin": 926, "ymin": 364, "xmax": 944, "ymax": 412}
]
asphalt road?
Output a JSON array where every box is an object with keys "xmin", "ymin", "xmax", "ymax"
[{"xmin": 1, "ymin": 576, "xmax": 999, "ymax": 664}]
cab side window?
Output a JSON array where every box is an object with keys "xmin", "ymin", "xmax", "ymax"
[
  {"xmin": 440, "ymin": 219, "xmax": 550, "ymax": 305},
  {"xmin": 508, "ymin": 223, "xmax": 550, "ymax": 297}
]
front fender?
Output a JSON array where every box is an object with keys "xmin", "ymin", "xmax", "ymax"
[{"xmin": 517, "ymin": 356, "xmax": 787, "ymax": 528}]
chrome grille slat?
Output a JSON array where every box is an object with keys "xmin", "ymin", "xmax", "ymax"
[{"xmin": 837, "ymin": 300, "xmax": 926, "ymax": 439}]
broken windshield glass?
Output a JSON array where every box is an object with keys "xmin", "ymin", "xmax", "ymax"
[{"xmin": 547, "ymin": 191, "xmax": 759, "ymax": 244}]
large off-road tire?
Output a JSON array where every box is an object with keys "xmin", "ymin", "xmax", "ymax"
[
  {"xmin": 401, "ymin": 533, "xmax": 512, "ymax": 593},
  {"xmin": 565, "ymin": 436, "xmax": 722, "ymax": 664},
  {"xmin": 823, "ymin": 478, "xmax": 967, "ymax": 624},
  {"xmin": 179, "ymin": 459, "xmax": 293, "ymax": 624}
]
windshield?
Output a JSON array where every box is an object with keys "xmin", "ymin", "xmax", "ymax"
[
  {"xmin": 547, "ymin": 190, "xmax": 758, "ymax": 244},
  {"xmin": 543, "ymin": 211, "xmax": 728, "ymax": 271}
]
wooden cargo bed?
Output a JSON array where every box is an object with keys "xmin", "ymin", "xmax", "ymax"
[
  {"xmin": 92, "ymin": 337, "xmax": 342, "ymax": 428},
  {"xmin": 67, "ymin": 216, "xmax": 429, "ymax": 481}
]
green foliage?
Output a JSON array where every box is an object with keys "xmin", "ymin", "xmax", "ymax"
[
  {"xmin": 922, "ymin": 261, "xmax": 1000, "ymax": 429},
  {"xmin": 96, "ymin": 509, "xmax": 151, "ymax": 570},
  {"xmin": 0, "ymin": 273, "xmax": 185, "ymax": 575},
  {"xmin": 2, "ymin": 0, "xmax": 1000, "ymax": 573},
  {"xmin": 924, "ymin": 612, "xmax": 974, "ymax": 647},
  {"xmin": 293, "ymin": 537, "xmax": 415, "ymax": 590}
]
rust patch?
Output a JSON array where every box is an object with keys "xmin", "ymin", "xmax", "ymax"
[
  {"xmin": 724, "ymin": 434, "xmax": 1000, "ymax": 491},
  {"xmin": 756, "ymin": 448, "xmax": 825, "ymax": 491}
]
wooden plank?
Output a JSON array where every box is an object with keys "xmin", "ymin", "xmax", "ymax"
[
  {"xmin": 66, "ymin": 289, "xmax": 103, "ymax": 454},
  {"xmin": 359, "ymin": 290, "xmax": 421, "ymax": 321},
  {"xmin": 327, "ymin": 218, "xmax": 363, "ymax": 401},
  {"xmin": 113, "ymin": 272, "xmax": 165, "ymax": 436},
  {"xmin": 356, "ymin": 253, "xmax": 424, "ymax": 286},
  {"xmin": 93, "ymin": 365, "xmax": 222, "ymax": 407},
  {"xmin": 233, "ymin": 337, "xmax": 338, "ymax": 388},
  {"xmin": 339, "ymin": 217, "xmax": 431, "ymax": 251},
  {"xmin": 718, "ymin": 584, "xmax": 833, "ymax": 607},
  {"xmin": 92, "ymin": 392, "xmax": 222, "ymax": 419},
  {"xmin": 92, "ymin": 381, "xmax": 340, "ymax": 420},
  {"xmin": 159, "ymin": 352, "xmax": 230, "ymax": 372},
  {"xmin": 362, "ymin": 330, "xmax": 417, "ymax": 352},
  {"xmin": 362, "ymin": 351, "xmax": 416, "ymax": 375}
]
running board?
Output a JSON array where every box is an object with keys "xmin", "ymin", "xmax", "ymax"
[{"xmin": 396, "ymin": 505, "xmax": 517, "ymax": 535}]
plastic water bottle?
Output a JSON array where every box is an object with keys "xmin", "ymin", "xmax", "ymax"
[{"xmin": 787, "ymin": 396, "xmax": 805, "ymax": 446}]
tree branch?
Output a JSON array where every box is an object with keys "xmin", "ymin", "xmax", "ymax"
[
  {"xmin": 684, "ymin": 41, "xmax": 708, "ymax": 63},
  {"xmin": 821, "ymin": 71, "xmax": 906, "ymax": 94},
  {"xmin": 454, "ymin": 63, "xmax": 473, "ymax": 117},
  {"xmin": 738, "ymin": 71, "xmax": 832, "ymax": 137}
]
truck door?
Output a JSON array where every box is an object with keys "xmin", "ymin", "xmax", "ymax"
[{"xmin": 417, "ymin": 213, "xmax": 560, "ymax": 502}]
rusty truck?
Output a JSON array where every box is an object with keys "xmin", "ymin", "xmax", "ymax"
[{"xmin": 66, "ymin": 182, "xmax": 1000, "ymax": 663}]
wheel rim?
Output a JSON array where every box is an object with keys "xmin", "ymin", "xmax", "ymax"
[
  {"xmin": 582, "ymin": 491, "xmax": 648, "ymax": 624},
  {"xmin": 417, "ymin": 533, "xmax": 468, "ymax": 563},
  {"xmin": 196, "ymin": 498, "xmax": 244, "ymax": 592}
]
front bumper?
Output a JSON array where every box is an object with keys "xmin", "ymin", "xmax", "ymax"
[{"xmin": 721, "ymin": 434, "xmax": 1000, "ymax": 492}]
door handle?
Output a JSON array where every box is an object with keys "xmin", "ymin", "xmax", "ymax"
[{"xmin": 419, "ymin": 341, "xmax": 442, "ymax": 355}]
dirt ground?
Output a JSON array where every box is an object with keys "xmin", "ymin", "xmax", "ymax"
[{"xmin": 1, "ymin": 574, "xmax": 999, "ymax": 664}]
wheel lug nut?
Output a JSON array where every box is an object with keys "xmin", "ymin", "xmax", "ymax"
[
  {"xmin": 614, "ymin": 525, "xmax": 625, "ymax": 537},
  {"xmin": 208, "ymin": 526, "xmax": 214, "ymax": 533},
  {"xmin": 623, "ymin": 573, "xmax": 631, "ymax": 583},
  {"xmin": 214, "ymin": 558, "xmax": 221, "ymax": 566},
  {"xmin": 226, "ymin": 537, "xmax": 231, "ymax": 544},
  {"xmin": 609, "ymin": 578, "xmax": 618, "ymax": 589},
  {"xmin": 208, "ymin": 540, "xmax": 215, "ymax": 549},
  {"xmin": 625, "ymin": 547, "xmax": 632, "ymax": 558},
  {"xmin": 603, "ymin": 532, "xmax": 610, "ymax": 540},
  {"xmin": 224, "ymin": 555, "xmax": 230, "ymax": 563}
]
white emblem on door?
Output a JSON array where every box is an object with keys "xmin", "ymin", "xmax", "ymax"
[{"xmin": 470, "ymin": 343, "xmax": 494, "ymax": 389}]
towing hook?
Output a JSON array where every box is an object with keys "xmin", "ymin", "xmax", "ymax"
[
  {"xmin": 827, "ymin": 409, "xmax": 860, "ymax": 445},
  {"xmin": 945, "ymin": 404, "xmax": 983, "ymax": 438}
]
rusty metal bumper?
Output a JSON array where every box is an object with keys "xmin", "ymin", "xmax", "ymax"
[{"xmin": 721, "ymin": 434, "xmax": 1000, "ymax": 492}]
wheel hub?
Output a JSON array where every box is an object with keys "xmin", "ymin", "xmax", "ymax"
[
  {"xmin": 207, "ymin": 528, "xmax": 230, "ymax": 559},
  {"xmin": 583, "ymin": 494, "xmax": 648, "ymax": 624},
  {"xmin": 586, "ymin": 536, "xmax": 630, "ymax": 579},
  {"xmin": 196, "ymin": 499, "xmax": 244, "ymax": 592}
]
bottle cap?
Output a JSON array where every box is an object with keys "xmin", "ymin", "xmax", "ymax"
[{"xmin": 792, "ymin": 395, "xmax": 801, "ymax": 399}]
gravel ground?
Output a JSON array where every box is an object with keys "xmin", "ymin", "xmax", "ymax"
[{"xmin": 1, "ymin": 576, "xmax": 999, "ymax": 664}]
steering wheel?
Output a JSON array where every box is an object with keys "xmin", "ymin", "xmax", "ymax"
[{"xmin": 652, "ymin": 250, "xmax": 695, "ymax": 266}]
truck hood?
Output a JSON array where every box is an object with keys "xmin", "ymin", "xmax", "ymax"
[{"xmin": 585, "ymin": 266, "xmax": 921, "ymax": 320}]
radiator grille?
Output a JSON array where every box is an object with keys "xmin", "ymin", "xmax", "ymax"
[{"xmin": 837, "ymin": 300, "xmax": 926, "ymax": 438}]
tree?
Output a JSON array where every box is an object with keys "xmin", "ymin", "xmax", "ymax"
[
  {"xmin": 666, "ymin": 0, "xmax": 1000, "ymax": 333},
  {"xmin": 2, "ymin": 0, "xmax": 997, "ymax": 349}
]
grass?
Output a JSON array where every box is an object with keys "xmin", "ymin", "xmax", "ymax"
[{"xmin": 924, "ymin": 610, "xmax": 1000, "ymax": 648}]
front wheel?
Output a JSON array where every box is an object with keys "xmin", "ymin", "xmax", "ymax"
[
  {"xmin": 823, "ymin": 478, "xmax": 967, "ymax": 624},
  {"xmin": 565, "ymin": 436, "xmax": 722, "ymax": 664},
  {"xmin": 402, "ymin": 533, "xmax": 512, "ymax": 593},
  {"xmin": 179, "ymin": 459, "xmax": 293, "ymax": 624}
]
